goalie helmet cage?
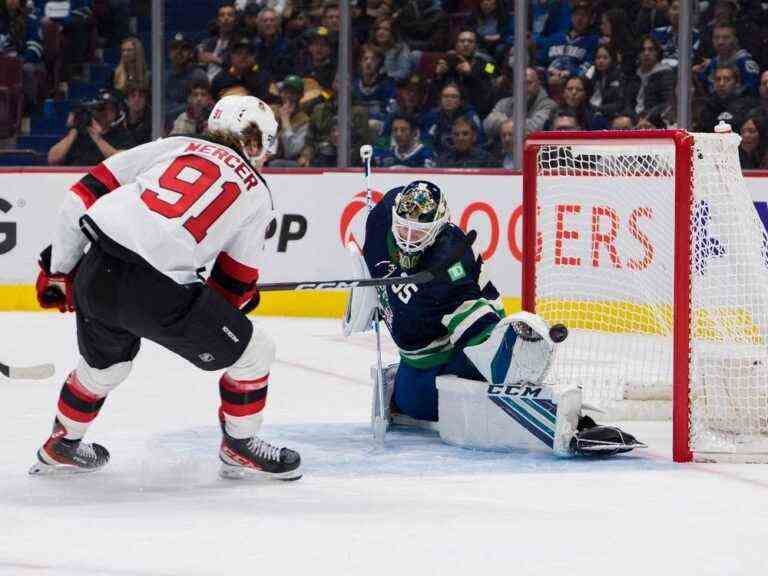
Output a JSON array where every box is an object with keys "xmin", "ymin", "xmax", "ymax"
[{"xmin": 522, "ymin": 129, "xmax": 768, "ymax": 463}]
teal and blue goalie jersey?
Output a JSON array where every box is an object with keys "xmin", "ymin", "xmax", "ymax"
[{"xmin": 363, "ymin": 187, "xmax": 504, "ymax": 369}]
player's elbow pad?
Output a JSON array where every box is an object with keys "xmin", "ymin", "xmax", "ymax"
[{"xmin": 207, "ymin": 252, "xmax": 259, "ymax": 311}]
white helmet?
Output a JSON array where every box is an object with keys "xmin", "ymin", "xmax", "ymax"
[{"xmin": 207, "ymin": 95, "xmax": 278, "ymax": 167}]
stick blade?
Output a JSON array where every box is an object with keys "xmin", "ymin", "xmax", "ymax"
[{"xmin": 5, "ymin": 363, "xmax": 56, "ymax": 380}]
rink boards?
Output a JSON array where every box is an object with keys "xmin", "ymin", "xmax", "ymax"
[{"xmin": 4, "ymin": 167, "xmax": 768, "ymax": 316}]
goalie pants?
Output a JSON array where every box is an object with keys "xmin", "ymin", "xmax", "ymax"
[{"xmin": 394, "ymin": 351, "xmax": 484, "ymax": 422}]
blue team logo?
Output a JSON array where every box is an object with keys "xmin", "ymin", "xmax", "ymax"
[{"xmin": 692, "ymin": 200, "xmax": 726, "ymax": 275}]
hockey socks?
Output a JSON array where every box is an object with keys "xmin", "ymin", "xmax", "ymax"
[{"xmin": 55, "ymin": 371, "xmax": 107, "ymax": 440}]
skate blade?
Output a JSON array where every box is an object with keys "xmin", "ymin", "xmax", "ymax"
[
  {"xmin": 219, "ymin": 463, "xmax": 302, "ymax": 482},
  {"xmin": 28, "ymin": 460, "xmax": 104, "ymax": 476}
]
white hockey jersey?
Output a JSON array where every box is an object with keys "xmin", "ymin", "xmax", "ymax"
[{"xmin": 52, "ymin": 136, "xmax": 275, "ymax": 293}]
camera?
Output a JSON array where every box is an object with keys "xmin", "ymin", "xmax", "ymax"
[{"xmin": 71, "ymin": 98, "xmax": 101, "ymax": 133}]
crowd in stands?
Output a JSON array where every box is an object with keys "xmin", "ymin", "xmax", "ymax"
[{"xmin": 3, "ymin": 0, "xmax": 768, "ymax": 169}]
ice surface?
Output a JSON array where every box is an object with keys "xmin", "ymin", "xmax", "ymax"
[{"xmin": 1, "ymin": 314, "xmax": 767, "ymax": 576}]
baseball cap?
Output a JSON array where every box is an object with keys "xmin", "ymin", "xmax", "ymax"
[
  {"xmin": 169, "ymin": 32, "xmax": 192, "ymax": 49},
  {"xmin": 279, "ymin": 74, "xmax": 304, "ymax": 94}
]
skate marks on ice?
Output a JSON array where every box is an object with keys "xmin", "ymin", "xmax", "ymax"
[{"xmin": 151, "ymin": 422, "xmax": 663, "ymax": 480}]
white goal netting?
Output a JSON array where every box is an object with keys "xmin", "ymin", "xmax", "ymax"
[{"xmin": 530, "ymin": 132, "xmax": 768, "ymax": 460}]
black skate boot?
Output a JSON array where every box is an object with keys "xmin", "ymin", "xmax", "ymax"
[
  {"xmin": 29, "ymin": 419, "xmax": 110, "ymax": 475},
  {"xmin": 219, "ymin": 428, "xmax": 302, "ymax": 481}
]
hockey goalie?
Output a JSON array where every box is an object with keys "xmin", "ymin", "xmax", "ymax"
[{"xmin": 344, "ymin": 179, "xmax": 646, "ymax": 456}]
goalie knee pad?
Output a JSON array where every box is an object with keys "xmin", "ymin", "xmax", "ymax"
[{"xmin": 463, "ymin": 312, "xmax": 557, "ymax": 385}]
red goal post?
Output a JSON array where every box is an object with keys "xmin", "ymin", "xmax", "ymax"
[{"xmin": 522, "ymin": 129, "xmax": 768, "ymax": 463}]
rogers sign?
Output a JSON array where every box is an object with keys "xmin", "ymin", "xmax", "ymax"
[{"xmin": 338, "ymin": 192, "xmax": 663, "ymax": 273}]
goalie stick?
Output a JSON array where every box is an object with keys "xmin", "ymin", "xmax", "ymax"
[
  {"xmin": 359, "ymin": 144, "xmax": 388, "ymax": 445},
  {"xmin": 0, "ymin": 361, "xmax": 55, "ymax": 380}
]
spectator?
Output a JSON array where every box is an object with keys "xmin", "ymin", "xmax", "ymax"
[
  {"xmin": 550, "ymin": 109, "xmax": 582, "ymax": 130},
  {"xmin": 651, "ymin": 0, "xmax": 700, "ymax": 70},
  {"xmin": 0, "ymin": 0, "xmax": 44, "ymax": 112},
  {"xmin": 600, "ymin": 8, "xmax": 638, "ymax": 78},
  {"xmin": 587, "ymin": 44, "xmax": 629, "ymax": 120},
  {"xmin": 537, "ymin": 1, "xmax": 599, "ymax": 91},
  {"xmin": 240, "ymin": 3, "xmax": 262, "ymax": 36},
  {"xmin": 634, "ymin": 0, "xmax": 669, "ymax": 37},
  {"xmin": 352, "ymin": 44, "xmax": 397, "ymax": 135},
  {"xmin": 269, "ymin": 75, "xmax": 310, "ymax": 166},
  {"xmin": 41, "ymin": 0, "xmax": 94, "ymax": 77},
  {"xmin": 164, "ymin": 33, "xmax": 208, "ymax": 129},
  {"xmin": 697, "ymin": 64, "xmax": 757, "ymax": 132},
  {"xmin": 252, "ymin": 7, "xmax": 291, "ymax": 77},
  {"xmin": 321, "ymin": 2, "xmax": 340, "ymax": 34},
  {"xmin": 490, "ymin": 118, "xmax": 515, "ymax": 169},
  {"xmin": 298, "ymin": 94, "xmax": 373, "ymax": 167},
  {"xmin": 379, "ymin": 73, "xmax": 429, "ymax": 147},
  {"xmin": 198, "ymin": 3, "xmax": 239, "ymax": 81},
  {"xmin": 170, "ymin": 79, "xmax": 214, "ymax": 136},
  {"xmin": 610, "ymin": 112, "xmax": 635, "ymax": 130},
  {"xmin": 295, "ymin": 26, "xmax": 337, "ymax": 94},
  {"xmin": 628, "ymin": 35, "xmax": 675, "ymax": 116},
  {"xmin": 748, "ymin": 69, "xmax": 768, "ymax": 117},
  {"xmin": 437, "ymin": 115, "xmax": 491, "ymax": 168},
  {"xmin": 374, "ymin": 113, "xmax": 436, "ymax": 168},
  {"xmin": 547, "ymin": 75, "xmax": 607, "ymax": 130},
  {"xmin": 113, "ymin": 37, "xmax": 149, "ymax": 95},
  {"xmin": 369, "ymin": 16, "xmax": 414, "ymax": 83},
  {"xmin": 695, "ymin": 21, "xmax": 760, "ymax": 96},
  {"xmin": 122, "ymin": 82, "xmax": 151, "ymax": 146},
  {"xmin": 635, "ymin": 109, "xmax": 667, "ymax": 129},
  {"xmin": 392, "ymin": 0, "xmax": 449, "ymax": 51},
  {"xmin": 433, "ymin": 29, "xmax": 499, "ymax": 116},
  {"xmin": 531, "ymin": 0, "xmax": 571, "ymax": 46},
  {"xmin": 738, "ymin": 114, "xmax": 768, "ymax": 169},
  {"xmin": 211, "ymin": 37, "xmax": 272, "ymax": 101},
  {"xmin": 468, "ymin": 0, "xmax": 514, "ymax": 61},
  {"xmin": 484, "ymin": 67, "xmax": 556, "ymax": 139},
  {"xmin": 235, "ymin": 0, "xmax": 290, "ymax": 17},
  {"xmin": 47, "ymin": 89, "xmax": 132, "ymax": 166},
  {"xmin": 421, "ymin": 83, "xmax": 484, "ymax": 155}
]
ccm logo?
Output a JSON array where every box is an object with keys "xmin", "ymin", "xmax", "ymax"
[
  {"xmin": 487, "ymin": 384, "xmax": 543, "ymax": 397},
  {"xmin": 296, "ymin": 281, "xmax": 360, "ymax": 290}
]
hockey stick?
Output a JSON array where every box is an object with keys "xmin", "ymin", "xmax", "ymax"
[
  {"xmin": 358, "ymin": 144, "xmax": 388, "ymax": 445},
  {"xmin": 255, "ymin": 268, "xmax": 442, "ymax": 292},
  {"xmin": 0, "ymin": 361, "xmax": 55, "ymax": 380}
]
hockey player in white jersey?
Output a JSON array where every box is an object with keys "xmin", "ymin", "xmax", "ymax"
[{"xmin": 31, "ymin": 95, "xmax": 301, "ymax": 480}]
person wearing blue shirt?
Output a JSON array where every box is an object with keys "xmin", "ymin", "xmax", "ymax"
[
  {"xmin": 695, "ymin": 21, "xmax": 760, "ymax": 96},
  {"xmin": 537, "ymin": 0, "xmax": 598, "ymax": 83},
  {"xmin": 374, "ymin": 113, "xmax": 436, "ymax": 169}
]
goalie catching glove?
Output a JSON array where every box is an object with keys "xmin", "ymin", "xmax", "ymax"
[{"xmin": 36, "ymin": 245, "xmax": 76, "ymax": 312}]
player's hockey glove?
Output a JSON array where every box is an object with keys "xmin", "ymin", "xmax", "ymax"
[{"xmin": 36, "ymin": 245, "xmax": 75, "ymax": 312}]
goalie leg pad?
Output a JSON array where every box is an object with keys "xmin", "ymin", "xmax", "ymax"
[{"xmin": 342, "ymin": 242, "xmax": 378, "ymax": 336}]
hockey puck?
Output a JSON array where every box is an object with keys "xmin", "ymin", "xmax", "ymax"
[{"xmin": 549, "ymin": 324, "xmax": 568, "ymax": 343}]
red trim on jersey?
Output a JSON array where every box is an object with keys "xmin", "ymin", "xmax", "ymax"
[
  {"xmin": 57, "ymin": 399, "xmax": 98, "ymax": 423},
  {"xmin": 215, "ymin": 252, "xmax": 259, "ymax": 285},
  {"xmin": 220, "ymin": 397, "xmax": 267, "ymax": 417},
  {"xmin": 207, "ymin": 278, "xmax": 252, "ymax": 308},
  {"xmin": 66, "ymin": 372, "xmax": 102, "ymax": 402},
  {"xmin": 70, "ymin": 181, "xmax": 97, "ymax": 208},
  {"xmin": 90, "ymin": 163, "xmax": 121, "ymax": 192},
  {"xmin": 221, "ymin": 373, "xmax": 269, "ymax": 392}
]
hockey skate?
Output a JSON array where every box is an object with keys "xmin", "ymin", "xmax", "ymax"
[
  {"xmin": 29, "ymin": 419, "xmax": 110, "ymax": 475},
  {"xmin": 219, "ymin": 429, "xmax": 302, "ymax": 481}
]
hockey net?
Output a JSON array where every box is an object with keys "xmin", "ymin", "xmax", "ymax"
[{"xmin": 523, "ymin": 129, "xmax": 768, "ymax": 462}]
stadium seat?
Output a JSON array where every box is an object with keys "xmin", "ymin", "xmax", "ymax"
[{"xmin": 0, "ymin": 149, "xmax": 43, "ymax": 166}]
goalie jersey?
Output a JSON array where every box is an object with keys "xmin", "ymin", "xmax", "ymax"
[
  {"xmin": 363, "ymin": 187, "xmax": 504, "ymax": 369},
  {"xmin": 50, "ymin": 137, "xmax": 275, "ymax": 299}
]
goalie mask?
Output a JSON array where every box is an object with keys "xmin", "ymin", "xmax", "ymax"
[
  {"xmin": 391, "ymin": 180, "xmax": 449, "ymax": 254},
  {"xmin": 207, "ymin": 95, "xmax": 278, "ymax": 168}
]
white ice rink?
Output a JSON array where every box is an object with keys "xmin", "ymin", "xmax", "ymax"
[{"xmin": 2, "ymin": 313, "xmax": 768, "ymax": 576}]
